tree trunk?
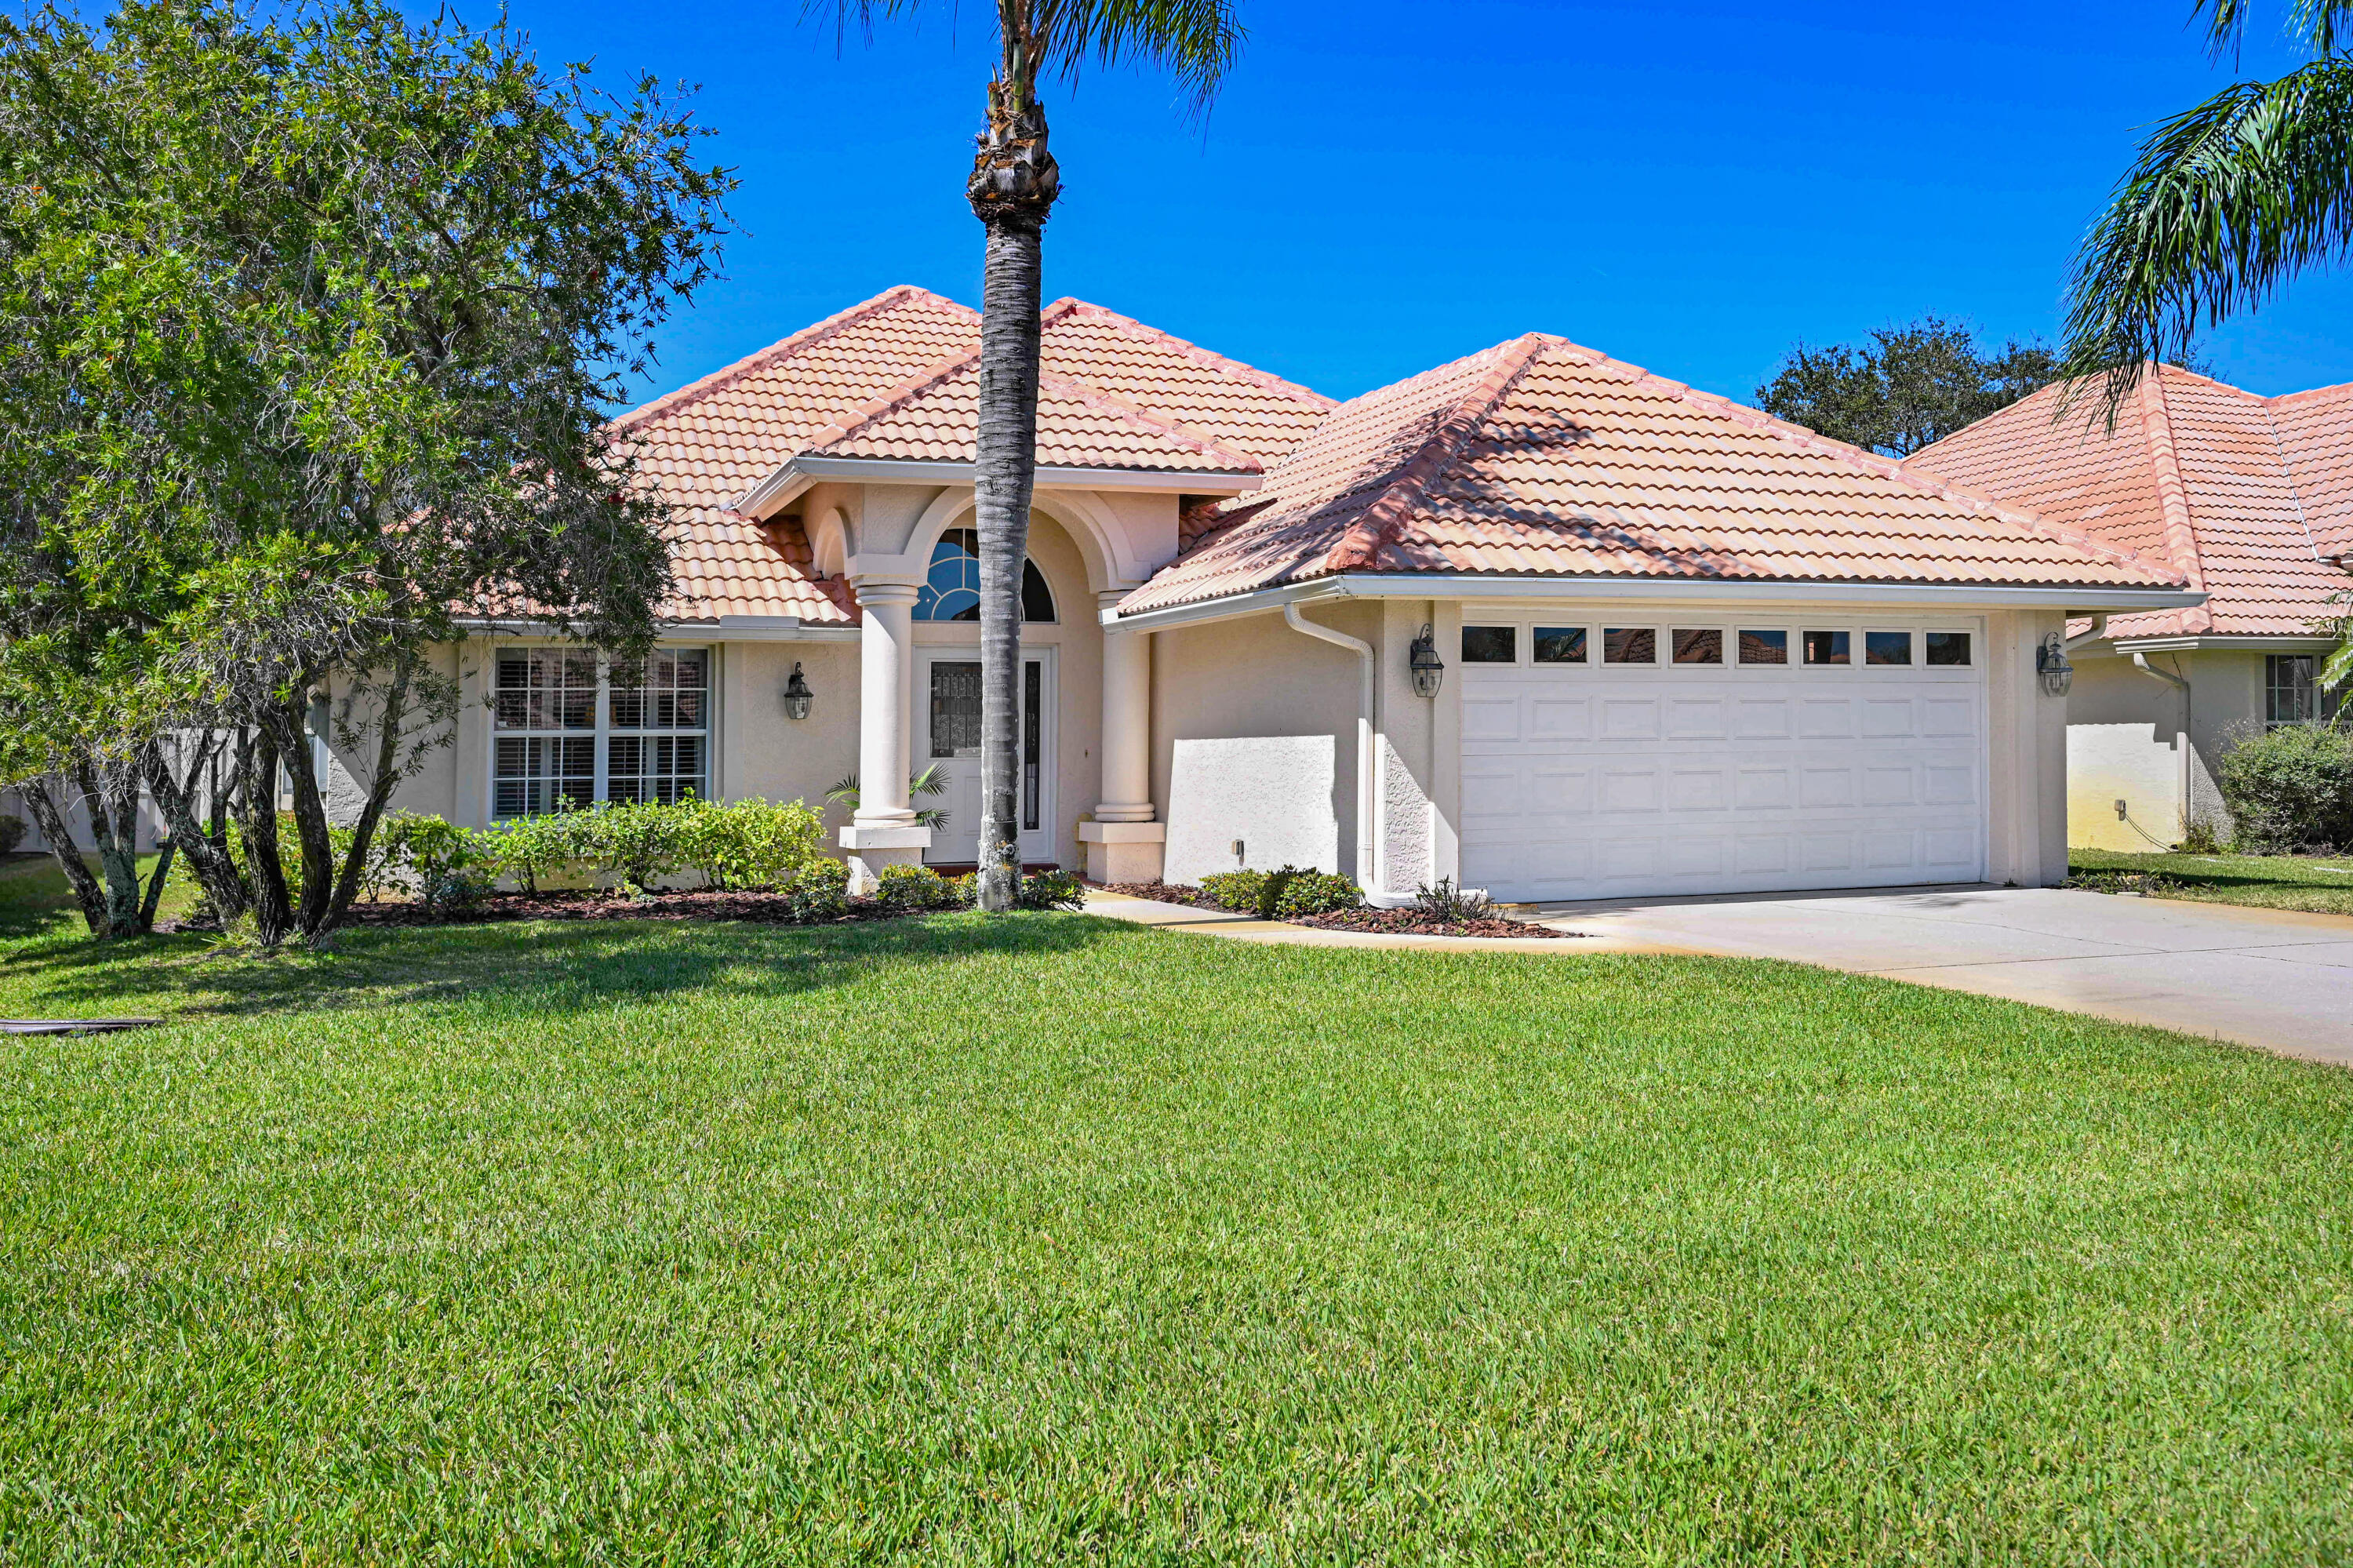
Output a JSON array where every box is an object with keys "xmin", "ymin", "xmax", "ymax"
[
  {"xmin": 968, "ymin": 75, "xmax": 1058, "ymax": 913},
  {"xmin": 137, "ymin": 839, "xmax": 176, "ymax": 933},
  {"xmin": 233, "ymin": 725, "xmax": 294, "ymax": 948},
  {"xmin": 73, "ymin": 759, "xmax": 145, "ymax": 937},
  {"xmin": 20, "ymin": 777, "xmax": 107, "ymax": 936},
  {"xmin": 259, "ymin": 696, "xmax": 336, "ymax": 944},
  {"xmin": 322, "ymin": 656, "xmax": 413, "ymax": 936},
  {"xmin": 145, "ymin": 733, "xmax": 249, "ymax": 924}
]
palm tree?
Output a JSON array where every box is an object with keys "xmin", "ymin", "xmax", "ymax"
[
  {"xmin": 825, "ymin": 0, "xmax": 1242, "ymax": 909},
  {"xmin": 2060, "ymin": 1, "xmax": 2353, "ymax": 419}
]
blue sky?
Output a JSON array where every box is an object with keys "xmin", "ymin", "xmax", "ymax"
[{"xmin": 460, "ymin": 0, "xmax": 2352, "ymax": 409}]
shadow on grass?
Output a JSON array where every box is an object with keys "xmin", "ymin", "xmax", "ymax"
[{"xmin": 2, "ymin": 908, "xmax": 1143, "ymax": 1023}]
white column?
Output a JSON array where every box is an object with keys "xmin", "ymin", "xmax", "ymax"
[
  {"xmin": 839, "ymin": 578, "xmax": 929, "ymax": 891},
  {"xmin": 1080, "ymin": 590, "xmax": 1166, "ymax": 882}
]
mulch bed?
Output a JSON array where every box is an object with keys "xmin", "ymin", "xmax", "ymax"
[
  {"xmin": 1099, "ymin": 880, "xmax": 1579, "ymax": 939},
  {"xmin": 168, "ymin": 889, "xmax": 926, "ymax": 933}
]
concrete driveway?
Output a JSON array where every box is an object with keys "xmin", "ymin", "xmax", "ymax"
[{"xmin": 1536, "ymin": 885, "xmax": 2353, "ymax": 1067}]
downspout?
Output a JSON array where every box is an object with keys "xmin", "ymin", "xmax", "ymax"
[
  {"xmin": 2132, "ymin": 651, "xmax": 2193, "ymax": 839},
  {"xmin": 1284, "ymin": 602, "xmax": 1378, "ymax": 896},
  {"xmin": 2066, "ymin": 614, "xmax": 2108, "ymax": 652}
]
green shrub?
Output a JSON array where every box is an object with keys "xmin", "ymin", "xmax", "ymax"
[
  {"xmin": 2217, "ymin": 724, "xmax": 2353, "ymax": 850},
  {"xmin": 1015, "ymin": 868, "xmax": 1087, "ymax": 911},
  {"xmin": 423, "ymin": 867, "xmax": 491, "ymax": 912},
  {"xmin": 875, "ymin": 863, "xmax": 957, "ymax": 913},
  {"xmin": 1411, "ymin": 877, "xmax": 1493, "ymax": 922},
  {"xmin": 783, "ymin": 857, "xmax": 849, "ymax": 922},
  {"xmin": 678, "ymin": 796, "xmax": 824, "ymax": 890},
  {"xmin": 475, "ymin": 810, "xmax": 580, "ymax": 895},
  {"xmin": 1272, "ymin": 870, "xmax": 1362, "ymax": 918},
  {"xmin": 574, "ymin": 799, "xmax": 686, "ymax": 892},
  {"xmin": 1199, "ymin": 869, "xmax": 1266, "ymax": 914},
  {"xmin": 0, "ymin": 813, "xmax": 25, "ymax": 856}
]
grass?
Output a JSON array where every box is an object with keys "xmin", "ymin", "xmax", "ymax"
[
  {"xmin": 1, "ymin": 863, "xmax": 2350, "ymax": 1563},
  {"xmin": 2071, "ymin": 845, "xmax": 2353, "ymax": 915}
]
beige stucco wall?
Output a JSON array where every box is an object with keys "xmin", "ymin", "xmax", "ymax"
[
  {"xmin": 1981, "ymin": 609, "xmax": 2071, "ymax": 886},
  {"xmin": 2062, "ymin": 646, "xmax": 2268, "ymax": 848},
  {"xmin": 1151, "ymin": 602, "xmax": 1373, "ymax": 885}
]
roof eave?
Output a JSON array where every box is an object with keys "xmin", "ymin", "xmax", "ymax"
[
  {"xmin": 1107, "ymin": 573, "xmax": 2206, "ymax": 632},
  {"xmin": 736, "ymin": 455, "xmax": 1264, "ymax": 515}
]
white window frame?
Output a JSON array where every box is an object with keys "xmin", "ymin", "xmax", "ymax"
[
  {"xmin": 1460, "ymin": 615, "xmax": 1982, "ymax": 676},
  {"xmin": 488, "ymin": 643, "xmax": 717, "ymax": 819}
]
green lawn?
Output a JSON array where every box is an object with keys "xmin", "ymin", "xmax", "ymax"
[
  {"xmin": 2071, "ymin": 845, "xmax": 2353, "ymax": 915},
  {"xmin": 2, "ymin": 865, "xmax": 2350, "ymax": 1562}
]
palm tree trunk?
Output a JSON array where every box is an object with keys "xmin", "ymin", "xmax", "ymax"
[{"xmin": 968, "ymin": 71, "xmax": 1059, "ymax": 913}]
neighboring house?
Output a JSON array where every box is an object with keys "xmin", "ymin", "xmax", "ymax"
[
  {"xmin": 29, "ymin": 286, "xmax": 2203, "ymax": 903},
  {"xmin": 1908, "ymin": 366, "xmax": 2353, "ymax": 850}
]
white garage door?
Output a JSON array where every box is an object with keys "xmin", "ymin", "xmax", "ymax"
[{"xmin": 1459, "ymin": 619, "xmax": 1985, "ymax": 903}]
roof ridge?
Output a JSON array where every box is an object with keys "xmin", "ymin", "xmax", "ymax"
[
  {"xmin": 1042, "ymin": 297, "xmax": 1339, "ymax": 409},
  {"xmin": 1325, "ymin": 334, "xmax": 1549, "ymax": 573},
  {"xmin": 2136, "ymin": 370, "xmax": 2213, "ymax": 628},
  {"xmin": 2268, "ymin": 377, "xmax": 2353, "ymax": 407},
  {"xmin": 611, "ymin": 286, "xmax": 978, "ymax": 433},
  {"xmin": 1038, "ymin": 372, "xmax": 1264, "ymax": 471}
]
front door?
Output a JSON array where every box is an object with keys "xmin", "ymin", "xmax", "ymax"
[{"xmin": 919, "ymin": 651, "xmax": 1055, "ymax": 867}]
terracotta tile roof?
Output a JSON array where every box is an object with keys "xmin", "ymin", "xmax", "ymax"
[
  {"xmin": 1118, "ymin": 336, "xmax": 2188, "ymax": 617},
  {"xmin": 1909, "ymin": 365, "xmax": 2353, "ymax": 639},
  {"xmin": 609, "ymin": 286, "xmax": 1330, "ymax": 625}
]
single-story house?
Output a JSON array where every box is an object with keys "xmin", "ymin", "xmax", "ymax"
[
  {"xmin": 12, "ymin": 287, "xmax": 2205, "ymax": 903},
  {"xmin": 1909, "ymin": 366, "xmax": 2353, "ymax": 850}
]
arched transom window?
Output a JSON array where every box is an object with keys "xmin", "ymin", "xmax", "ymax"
[{"xmin": 914, "ymin": 528, "xmax": 1056, "ymax": 623}]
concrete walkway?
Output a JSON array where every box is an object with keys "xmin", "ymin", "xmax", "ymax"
[{"xmin": 1537, "ymin": 885, "xmax": 2353, "ymax": 1067}]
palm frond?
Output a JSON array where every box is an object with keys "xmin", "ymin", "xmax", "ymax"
[
  {"xmin": 2198, "ymin": 0, "xmax": 2353, "ymax": 60},
  {"xmin": 805, "ymin": 0, "xmax": 1243, "ymax": 114},
  {"xmin": 2057, "ymin": 56, "xmax": 2353, "ymax": 425}
]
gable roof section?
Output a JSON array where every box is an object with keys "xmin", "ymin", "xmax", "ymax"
[
  {"xmin": 1119, "ymin": 335, "xmax": 2187, "ymax": 617},
  {"xmin": 1908, "ymin": 365, "xmax": 2353, "ymax": 639},
  {"xmin": 607, "ymin": 286, "xmax": 1332, "ymax": 625}
]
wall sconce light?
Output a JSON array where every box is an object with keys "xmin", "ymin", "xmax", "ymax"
[
  {"xmin": 782, "ymin": 661, "xmax": 815, "ymax": 720},
  {"xmin": 1409, "ymin": 624, "xmax": 1446, "ymax": 699},
  {"xmin": 2035, "ymin": 634, "xmax": 2074, "ymax": 698}
]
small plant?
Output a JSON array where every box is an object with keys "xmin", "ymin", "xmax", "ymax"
[
  {"xmin": 1272, "ymin": 870, "xmax": 1362, "ymax": 919},
  {"xmin": 423, "ymin": 868, "xmax": 491, "ymax": 913},
  {"xmin": 1200, "ymin": 869, "xmax": 1267, "ymax": 914},
  {"xmin": 2064, "ymin": 868, "xmax": 2183, "ymax": 898},
  {"xmin": 825, "ymin": 766, "xmax": 952, "ymax": 831},
  {"xmin": 0, "ymin": 812, "xmax": 25, "ymax": 856},
  {"xmin": 875, "ymin": 862, "xmax": 956, "ymax": 913},
  {"xmin": 1014, "ymin": 868, "xmax": 1087, "ymax": 911},
  {"xmin": 2177, "ymin": 814, "xmax": 2228, "ymax": 854},
  {"xmin": 783, "ymin": 857, "xmax": 850, "ymax": 922},
  {"xmin": 945, "ymin": 872, "xmax": 979, "ymax": 908},
  {"xmin": 1411, "ymin": 878, "xmax": 1493, "ymax": 922}
]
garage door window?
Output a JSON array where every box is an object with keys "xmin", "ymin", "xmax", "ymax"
[
  {"xmin": 1604, "ymin": 628, "xmax": 1656, "ymax": 664},
  {"xmin": 1739, "ymin": 630, "xmax": 1788, "ymax": 664},
  {"xmin": 1804, "ymin": 630, "xmax": 1850, "ymax": 665},
  {"xmin": 1864, "ymin": 631, "xmax": 1913, "ymax": 665},
  {"xmin": 1672, "ymin": 628, "xmax": 1722, "ymax": 664},
  {"xmin": 1925, "ymin": 631, "xmax": 1972, "ymax": 666},
  {"xmin": 1533, "ymin": 627, "xmax": 1587, "ymax": 664},
  {"xmin": 1462, "ymin": 625, "xmax": 1517, "ymax": 663}
]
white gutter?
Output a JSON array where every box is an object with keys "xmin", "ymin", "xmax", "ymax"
[
  {"xmin": 2065, "ymin": 615, "xmax": 2108, "ymax": 652},
  {"xmin": 1104, "ymin": 573, "xmax": 2206, "ymax": 632},
  {"xmin": 1283, "ymin": 602, "xmax": 1380, "ymax": 899}
]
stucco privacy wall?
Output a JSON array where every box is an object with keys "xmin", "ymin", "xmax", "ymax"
[{"xmin": 1153, "ymin": 602, "xmax": 1372, "ymax": 886}]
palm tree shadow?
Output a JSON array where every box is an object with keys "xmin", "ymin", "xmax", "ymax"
[{"xmin": 7, "ymin": 912, "xmax": 1138, "ymax": 1022}]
